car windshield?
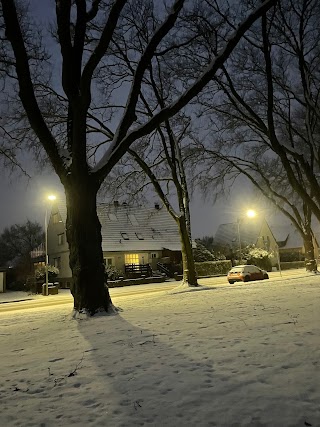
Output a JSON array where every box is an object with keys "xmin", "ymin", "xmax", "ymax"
[{"xmin": 230, "ymin": 269, "xmax": 244, "ymax": 273}]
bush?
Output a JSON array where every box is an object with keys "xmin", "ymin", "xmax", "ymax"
[
  {"xmin": 105, "ymin": 265, "xmax": 122, "ymax": 281},
  {"xmin": 280, "ymin": 261, "xmax": 305, "ymax": 270},
  {"xmin": 193, "ymin": 243, "xmax": 215, "ymax": 262},
  {"xmin": 195, "ymin": 260, "xmax": 232, "ymax": 277},
  {"xmin": 35, "ymin": 265, "xmax": 59, "ymax": 280},
  {"xmin": 245, "ymin": 247, "xmax": 273, "ymax": 271},
  {"xmin": 6, "ymin": 280, "xmax": 26, "ymax": 291}
]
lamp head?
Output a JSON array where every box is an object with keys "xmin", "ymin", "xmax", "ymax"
[
  {"xmin": 246, "ymin": 209, "xmax": 256, "ymax": 218},
  {"xmin": 47, "ymin": 195, "xmax": 56, "ymax": 201}
]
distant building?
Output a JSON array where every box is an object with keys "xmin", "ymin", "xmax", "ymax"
[
  {"xmin": 270, "ymin": 225, "xmax": 319, "ymax": 261},
  {"xmin": 47, "ymin": 201, "xmax": 182, "ymax": 286}
]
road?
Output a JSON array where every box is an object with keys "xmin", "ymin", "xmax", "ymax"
[{"xmin": 0, "ymin": 269, "xmax": 311, "ymax": 314}]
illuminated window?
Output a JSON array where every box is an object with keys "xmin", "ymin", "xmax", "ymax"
[
  {"xmin": 58, "ymin": 233, "xmax": 65, "ymax": 245},
  {"xmin": 121, "ymin": 232, "xmax": 129, "ymax": 240},
  {"xmin": 125, "ymin": 254, "xmax": 139, "ymax": 264}
]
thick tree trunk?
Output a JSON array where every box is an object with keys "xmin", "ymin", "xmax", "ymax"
[
  {"xmin": 65, "ymin": 180, "xmax": 113, "ymax": 315},
  {"xmin": 303, "ymin": 232, "xmax": 317, "ymax": 272},
  {"xmin": 177, "ymin": 216, "xmax": 198, "ymax": 286}
]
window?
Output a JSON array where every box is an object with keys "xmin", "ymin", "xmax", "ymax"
[
  {"xmin": 151, "ymin": 253, "xmax": 157, "ymax": 259},
  {"xmin": 58, "ymin": 233, "xmax": 65, "ymax": 245},
  {"xmin": 53, "ymin": 257, "xmax": 61, "ymax": 270},
  {"xmin": 128, "ymin": 214, "xmax": 139, "ymax": 226},
  {"xmin": 121, "ymin": 232, "xmax": 129, "ymax": 240},
  {"xmin": 104, "ymin": 257, "xmax": 114, "ymax": 266},
  {"xmin": 125, "ymin": 254, "xmax": 139, "ymax": 264},
  {"xmin": 136, "ymin": 233, "xmax": 144, "ymax": 240},
  {"xmin": 52, "ymin": 213, "xmax": 59, "ymax": 224}
]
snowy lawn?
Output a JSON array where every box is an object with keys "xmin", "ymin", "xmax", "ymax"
[{"xmin": 0, "ymin": 276, "xmax": 319, "ymax": 427}]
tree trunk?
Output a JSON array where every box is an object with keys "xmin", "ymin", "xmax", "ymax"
[
  {"xmin": 177, "ymin": 216, "xmax": 198, "ymax": 286},
  {"xmin": 65, "ymin": 180, "xmax": 113, "ymax": 315},
  {"xmin": 303, "ymin": 232, "xmax": 317, "ymax": 272}
]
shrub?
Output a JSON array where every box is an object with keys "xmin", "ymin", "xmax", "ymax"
[
  {"xmin": 193, "ymin": 243, "xmax": 215, "ymax": 262},
  {"xmin": 35, "ymin": 265, "xmax": 59, "ymax": 280},
  {"xmin": 105, "ymin": 265, "xmax": 122, "ymax": 281},
  {"xmin": 244, "ymin": 247, "xmax": 273, "ymax": 271},
  {"xmin": 195, "ymin": 260, "xmax": 232, "ymax": 277}
]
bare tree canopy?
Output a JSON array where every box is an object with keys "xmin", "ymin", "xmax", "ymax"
[{"xmin": 0, "ymin": 0, "xmax": 277, "ymax": 315}]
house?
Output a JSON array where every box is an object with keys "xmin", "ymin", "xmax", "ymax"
[
  {"xmin": 270, "ymin": 225, "xmax": 319, "ymax": 261},
  {"xmin": 47, "ymin": 201, "xmax": 182, "ymax": 286},
  {"xmin": 214, "ymin": 218, "xmax": 279, "ymax": 265}
]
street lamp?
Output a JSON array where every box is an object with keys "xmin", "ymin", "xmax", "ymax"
[
  {"xmin": 45, "ymin": 194, "xmax": 56, "ymax": 295},
  {"xmin": 237, "ymin": 210, "xmax": 256, "ymax": 264}
]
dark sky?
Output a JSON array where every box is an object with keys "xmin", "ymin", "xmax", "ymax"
[{"xmin": 0, "ymin": 1, "xmax": 285, "ymax": 238}]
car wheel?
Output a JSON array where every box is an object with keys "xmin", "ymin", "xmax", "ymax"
[
  {"xmin": 228, "ymin": 280, "xmax": 234, "ymax": 284},
  {"xmin": 243, "ymin": 275, "xmax": 250, "ymax": 282},
  {"xmin": 263, "ymin": 273, "xmax": 269, "ymax": 279}
]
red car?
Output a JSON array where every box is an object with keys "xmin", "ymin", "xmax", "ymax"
[{"xmin": 227, "ymin": 264, "xmax": 269, "ymax": 284}]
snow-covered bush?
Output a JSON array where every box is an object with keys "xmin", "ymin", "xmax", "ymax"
[
  {"xmin": 105, "ymin": 265, "xmax": 122, "ymax": 281},
  {"xmin": 244, "ymin": 246, "xmax": 273, "ymax": 271},
  {"xmin": 35, "ymin": 265, "xmax": 59, "ymax": 280}
]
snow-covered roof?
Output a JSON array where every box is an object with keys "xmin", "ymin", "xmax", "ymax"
[
  {"xmin": 269, "ymin": 225, "xmax": 290, "ymax": 243},
  {"xmin": 53, "ymin": 202, "xmax": 182, "ymax": 252}
]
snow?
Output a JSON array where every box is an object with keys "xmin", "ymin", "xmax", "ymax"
[{"xmin": 0, "ymin": 274, "xmax": 319, "ymax": 426}]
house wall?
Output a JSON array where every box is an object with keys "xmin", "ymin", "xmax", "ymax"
[
  {"xmin": 255, "ymin": 220, "xmax": 279, "ymax": 266},
  {"xmin": 47, "ymin": 208, "xmax": 71, "ymax": 280},
  {"xmin": 103, "ymin": 251, "xmax": 162, "ymax": 272}
]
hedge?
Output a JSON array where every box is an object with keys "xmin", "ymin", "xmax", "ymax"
[
  {"xmin": 280, "ymin": 261, "xmax": 305, "ymax": 270},
  {"xmin": 195, "ymin": 260, "xmax": 232, "ymax": 277}
]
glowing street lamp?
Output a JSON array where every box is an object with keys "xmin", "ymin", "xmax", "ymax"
[{"xmin": 45, "ymin": 194, "xmax": 56, "ymax": 295}]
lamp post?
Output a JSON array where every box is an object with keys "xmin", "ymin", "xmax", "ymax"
[
  {"xmin": 45, "ymin": 194, "xmax": 56, "ymax": 295},
  {"xmin": 237, "ymin": 210, "xmax": 256, "ymax": 264}
]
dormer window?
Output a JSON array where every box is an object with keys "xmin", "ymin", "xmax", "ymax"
[{"xmin": 121, "ymin": 232, "xmax": 129, "ymax": 240}]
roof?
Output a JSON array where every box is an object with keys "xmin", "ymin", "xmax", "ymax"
[
  {"xmin": 269, "ymin": 224, "xmax": 305, "ymax": 249},
  {"xmin": 53, "ymin": 202, "xmax": 182, "ymax": 252},
  {"xmin": 269, "ymin": 225, "xmax": 290, "ymax": 243},
  {"xmin": 214, "ymin": 220, "xmax": 263, "ymax": 247}
]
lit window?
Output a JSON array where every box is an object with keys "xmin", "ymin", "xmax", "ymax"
[
  {"xmin": 128, "ymin": 214, "xmax": 139, "ymax": 225},
  {"xmin": 125, "ymin": 254, "xmax": 139, "ymax": 264},
  {"xmin": 121, "ymin": 232, "xmax": 129, "ymax": 240},
  {"xmin": 136, "ymin": 233, "xmax": 144, "ymax": 240},
  {"xmin": 58, "ymin": 233, "xmax": 65, "ymax": 245}
]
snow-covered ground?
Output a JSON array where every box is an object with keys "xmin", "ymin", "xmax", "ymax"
[{"xmin": 0, "ymin": 275, "xmax": 319, "ymax": 427}]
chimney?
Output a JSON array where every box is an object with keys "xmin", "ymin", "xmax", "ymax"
[
  {"xmin": 155, "ymin": 203, "xmax": 160, "ymax": 210},
  {"xmin": 114, "ymin": 200, "xmax": 119, "ymax": 207}
]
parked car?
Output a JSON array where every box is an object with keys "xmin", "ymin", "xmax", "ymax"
[{"xmin": 227, "ymin": 264, "xmax": 269, "ymax": 284}]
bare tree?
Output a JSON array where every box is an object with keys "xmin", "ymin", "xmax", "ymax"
[
  {"xmin": 190, "ymin": 0, "xmax": 320, "ymax": 270},
  {"xmin": 0, "ymin": 0, "xmax": 277, "ymax": 315}
]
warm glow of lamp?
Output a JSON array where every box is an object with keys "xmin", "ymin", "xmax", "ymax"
[
  {"xmin": 246, "ymin": 209, "xmax": 256, "ymax": 218},
  {"xmin": 47, "ymin": 194, "xmax": 56, "ymax": 201}
]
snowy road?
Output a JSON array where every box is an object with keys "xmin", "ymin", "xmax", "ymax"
[{"xmin": 0, "ymin": 269, "xmax": 311, "ymax": 314}]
